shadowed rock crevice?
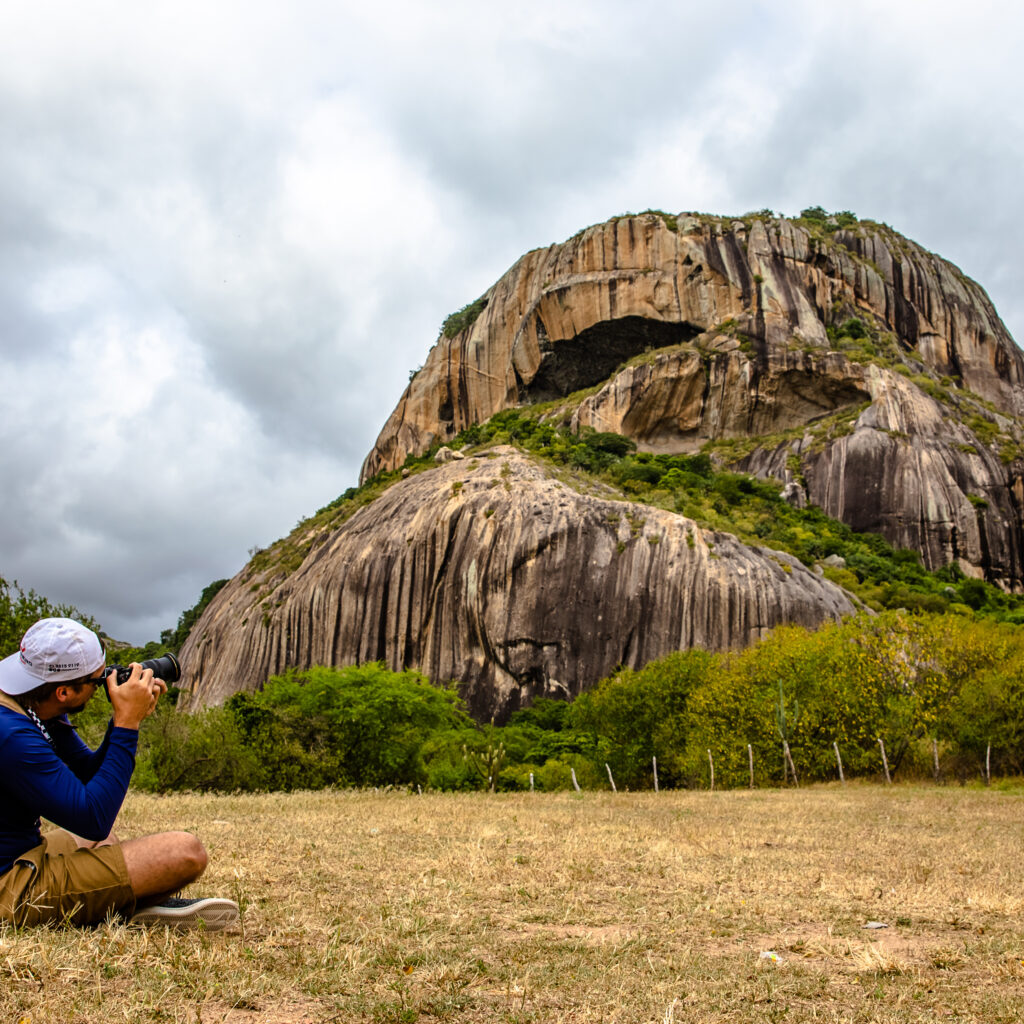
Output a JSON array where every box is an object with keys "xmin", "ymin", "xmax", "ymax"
[
  {"xmin": 523, "ymin": 316, "xmax": 700, "ymax": 403},
  {"xmin": 765, "ymin": 370, "xmax": 871, "ymax": 428}
]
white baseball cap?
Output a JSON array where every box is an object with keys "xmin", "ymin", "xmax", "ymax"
[{"xmin": 0, "ymin": 617, "xmax": 105, "ymax": 696}]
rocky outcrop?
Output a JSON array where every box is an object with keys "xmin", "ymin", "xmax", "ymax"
[
  {"xmin": 361, "ymin": 212, "xmax": 1024, "ymax": 587},
  {"xmin": 181, "ymin": 449, "xmax": 855, "ymax": 718},
  {"xmin": 570, "ymin": 347, "xmax": 1024, "ymax": 584},
  {"xmin": 739, "ymin": 367, "xmax": 1024, "ymax": 582},
  {"xmin": 180, "ymin": 210, "xmax": 1024, "ymax": 717},
  {"xmin": 568, "ymin": 340, "xmax": 871, "ymax": 449}
]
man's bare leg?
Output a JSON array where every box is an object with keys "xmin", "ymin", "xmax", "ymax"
[
  {"xmin": 66, "ymin": 829, "xmax": 206, "ymax": 901},
  {"xmin": 120, "ymin": 832, "xmax": 208, "ymax": 902}
]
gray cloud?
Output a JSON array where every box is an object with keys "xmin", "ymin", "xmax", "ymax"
[{"xmin": 1, "ymin": 0, "xmax": 1021, "ymax": 641}]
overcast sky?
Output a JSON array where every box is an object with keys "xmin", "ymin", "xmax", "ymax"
[{"xmin": 1, "ymin": 0, "xmax": 1022, "ymax": 642}]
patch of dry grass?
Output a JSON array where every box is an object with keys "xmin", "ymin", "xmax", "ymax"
[{"xmin": 2, "ymin": 783, "xmax": 1023, "ymax": 1023}]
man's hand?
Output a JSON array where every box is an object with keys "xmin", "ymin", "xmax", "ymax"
[{"xmin": 108, "ymin": 663, "xmax": 166, "ymax": 730}]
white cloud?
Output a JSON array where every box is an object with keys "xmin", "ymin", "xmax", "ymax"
[{"xmin": 0, "ymin": 0, "xmax": 1022, "ymax": 640}]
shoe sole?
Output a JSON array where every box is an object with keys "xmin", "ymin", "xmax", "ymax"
[{"xmin": 130, "ymin": 899, "xmax": 239, "ymax": 931}]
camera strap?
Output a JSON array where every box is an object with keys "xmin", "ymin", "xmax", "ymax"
[{"xmin": 23, "ymin": 706, "xmax": 56, "ymax": 749}]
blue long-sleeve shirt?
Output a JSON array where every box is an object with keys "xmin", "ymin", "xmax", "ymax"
[{"xmin": 0, "ymin": 692, "xmax": 137, "ymax": 875}]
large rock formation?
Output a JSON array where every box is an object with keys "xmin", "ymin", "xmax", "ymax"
[
  {"xmin": 181, "ymin": 210, "xmax": 1024, "ymax": 716},
  {"xmin": 182, "ymin": 449, "xmax": 855, "ymax": 717},
  {"xmin": 362, "ymin": 212, "xmax": 1024, "ymax": 588}
]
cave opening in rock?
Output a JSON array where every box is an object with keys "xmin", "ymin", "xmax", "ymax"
[{"xmin": 523, "ymin": 316, "xmax": 701, "ymax": 403}]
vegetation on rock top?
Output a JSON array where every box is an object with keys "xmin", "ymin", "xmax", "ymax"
[{"xmin": 440, "ymin": 294, "xmax": 488, "ymax": 339}]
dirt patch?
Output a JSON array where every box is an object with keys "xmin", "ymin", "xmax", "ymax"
[
  {"xmin": 205, "ymin": 998, "xmax": 324, "ymax": 1023},
  {"xmin": 498, "ymin": 921, "xmax": 636, "ymax": 945}
]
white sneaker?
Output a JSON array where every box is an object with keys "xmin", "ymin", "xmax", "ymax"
[{"xmin": 130, "ymin": 896, "xmax": 239, "ymax": 931}]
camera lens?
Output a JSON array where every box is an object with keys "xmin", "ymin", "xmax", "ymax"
[{"xmin": 139, "ymin": 653, "xmax": 182, "ymax": 684}]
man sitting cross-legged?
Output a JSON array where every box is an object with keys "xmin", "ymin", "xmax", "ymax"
[{"xmin": 0, "ymin": 617, "xmax": 238, "ymax": 930}]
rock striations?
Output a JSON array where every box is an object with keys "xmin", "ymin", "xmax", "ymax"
[
  {"xmin": 181, "ymin": 449, "xmax": 855, "ymax": 718},
  {"xmin": 362, "ymin": 212, "xmax": 1024, "ymax": 588},
  {"xmin": 182, "ymin": 211, "xmax": 1024, "ymax": 716}
]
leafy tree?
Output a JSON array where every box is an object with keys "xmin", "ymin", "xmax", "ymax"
[
  {"xmin": 569, "ymin": 650, "xmax": 716, "ymax": 788},
  {"xmin": 939, "ymin": 620, "xmax": 1024, "ymax": 774},
  {"xmin": 0, "ymin": 576, "xmax": 99, "ymax": 657},
  {"xmin": 228, "ymin": 663, "xmax": 472, "ymax": 789},
  {"xmin": 160, "ymin": 578, "xmax": 229, "ymax": 651}
]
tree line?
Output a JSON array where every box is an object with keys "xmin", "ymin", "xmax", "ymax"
[{"xmin": 58, "ymin": 611, "xmax": 1022, "ymax": 794}]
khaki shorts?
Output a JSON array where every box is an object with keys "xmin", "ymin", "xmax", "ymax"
[{"xmin": 0, "ymin": 830, "xmax": 136, "ymax": 927}]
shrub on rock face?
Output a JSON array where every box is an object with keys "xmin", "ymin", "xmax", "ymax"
[
  {"xmin": 583, "ymin": 432, "xmax": 637, "ymax": 458},
  {"xmin": 441, "ymin": 295, "xmax": 488, "ymax": 339},
  {"xmin": 958, "ymin": 578, "xmax": 989, "ymax": 610}
]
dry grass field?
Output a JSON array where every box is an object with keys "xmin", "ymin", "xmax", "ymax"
[{"xmin": 2, "ymin": 784, "xmax": 1022, "ymax": 1023}]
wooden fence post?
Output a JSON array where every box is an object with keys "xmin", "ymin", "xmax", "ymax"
[
  {"xmin": 932, "ymin": 738, "xmax": 940, "ymax": 783},
  {"xmin": 833, "ymin": 741, "xmax": 845, "ymax": 785},
  {"xmin": 783, "ymin": 741, "xmax": 799, "ymax": 787},
  {"xmin": 748, "ymin": 744, "xmax": 754, "ymax": 789},
  {"xmin": 529, "ymin": 772, "xmax": 534, "ymax": 792},
  {"xmin": 570, "ymin": 767, "xmax": 581, "ymax": 793},
  {"xmin": 985, "ymin": 743, "xmax": 991, "ymax": 786},
  {"xmin": 878, "ymin": 738, "xmax": 892, "ymax": 784},
  {"xmin": 707, "ymin": 749, "xmax": 715, "ymax": 792},
  {"xmin": 652, "ymin": 756, "xmax": 659, "ymax": 793},
  {"xmin": 605, "ymin": 763, "xmax": 617, "ymax": 792}
]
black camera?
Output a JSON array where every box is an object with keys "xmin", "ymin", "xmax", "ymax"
[{"xmin": 103, "ymin": 653, "xmax": 181, "ymax": 700}]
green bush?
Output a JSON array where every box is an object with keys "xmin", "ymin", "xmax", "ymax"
[
  {"xmin": 584, "ymin": 432, "xmax": 637, "ymax": 458},
  {"xmin": 526, "ymin": 756, "xmax": 592, "ymax": 791},
  {"xmin": 799, "ymin": 206, "xmax": 829, "ymax": 223},
  {"xmin": 441, "ymin": 296, "xmax": 488, "ymax": 339},
  {"xmin": 569, "ymin": 650, "xmax": 716, "ymax": 789},
  {"xmin": 227, "ymin": 664, "xmax": 471, "ymax": 789},
  {"xmin": 945, "ymin": 663, "xmax": 1024, "ymax": 775},
  {"xmin": 421, "ymin": 729, "xmax": 484, "ymax": 791},
  {"xmin": 797, "ymin": 207, "xmax": 857, "ymax": 231},
  {"xmin": 134, "ymin": 703, "xmax": 259, "ymax": 793}
]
